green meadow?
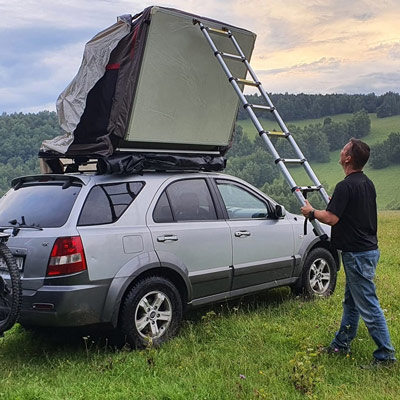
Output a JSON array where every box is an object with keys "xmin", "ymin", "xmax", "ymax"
[
  {"xmin": 237, "ymin": 114, "xmax": 400, "ymax": 210},
  {"xmin": 0, "ymin": 211, "xmax": 399, "ymax": 399}
]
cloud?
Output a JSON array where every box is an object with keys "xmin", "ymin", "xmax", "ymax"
[
  {"xmin": 353, "ymin": 12, "xmax": 375, "ymax": 21},
  {"xmin": 258, "ymin": 57, "xmax": 342, "ymax": 76},
  {"xmin": 1, "ymin": 0, "xmax": 400, "ymax": 112},
  {"xmin": 0, "ymin": 37, "xmax": 85, "ymax": 113},
  {"xmin": 361, "ymin": 72, "xmax": 400, "ymax": 84},
  {"xmin": 0, "ymin": 0, "xmax": 142, "ymax": 30},
  {"xmin": 369, "ymin": 41, "xmax": 400, "ymax": 59}
]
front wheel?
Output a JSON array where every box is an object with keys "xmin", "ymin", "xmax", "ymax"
[
  {"xmin": 296, "ymin": 248, "xmax": 337, "ymax": 297},
  {"xmin": 0, "ymin": 242, "xmax": 22, "ymax": 335},
  {"xmin": 120, "ymin": 276, "xmax": 183, "ymax": 349}
]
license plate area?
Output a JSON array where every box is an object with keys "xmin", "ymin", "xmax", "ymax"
[{"xmin": 0, "ymin": 256, "xmax": 24, "ymax": 272}]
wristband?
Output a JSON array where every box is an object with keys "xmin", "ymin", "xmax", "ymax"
[{"xmin": 308, "ymin": 209, "xmax": 315, "ymax": 221}]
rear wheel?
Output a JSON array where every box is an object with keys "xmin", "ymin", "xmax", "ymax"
[
  {"xmin": 120, "ymin": 276, "xmax": 183, "ymax": 349},
  {"xmin": 0, "ymin": 242, "xmax": 22, "ymax": 334},
  {"xmin": 294, "ymin": 248, "xmax": 337, "ymax": 297}
]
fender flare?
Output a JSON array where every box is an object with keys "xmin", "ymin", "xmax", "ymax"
[
  {"xmin": 101, "ymin": 251, "xmax": 191, "ymax": 327},
  {"xmin": 294, "ymin": 236, "xmax": 339, "ymax": 278}
]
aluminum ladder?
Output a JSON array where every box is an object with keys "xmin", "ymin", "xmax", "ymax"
[{"xmin": 193, "ymin": 19, "xmax": 330, "ymax": 240}]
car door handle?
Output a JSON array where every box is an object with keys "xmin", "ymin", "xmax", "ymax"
[
  {"xmin": 157, "ymin": 235, "xmax": 179, "ymax": 242},
  {"xmin": 234, "ymin": 230, "xmax": 251, "ymax": 237}
]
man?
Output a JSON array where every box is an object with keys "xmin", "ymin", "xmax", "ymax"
[{"xmin": 301, "ymin": 138, "xmax": 396, "ymax": 365}]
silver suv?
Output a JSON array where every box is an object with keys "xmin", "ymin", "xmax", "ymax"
[{"xmin": 0, "ymin": 171, "xmax": 338, "ymax": 347}]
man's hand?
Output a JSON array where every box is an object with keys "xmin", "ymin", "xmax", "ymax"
[
  {"xmin": 300, "ymin": 200, "xmax": 339, "ymax": 226},
  {"xmin": 300, "ymin": 200, "xmax": 313, "ymax": 218}
]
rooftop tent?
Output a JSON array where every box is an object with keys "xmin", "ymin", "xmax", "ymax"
[{"xmin": 41, "ymin": 6, "xmax": 257, "ymax": 162}]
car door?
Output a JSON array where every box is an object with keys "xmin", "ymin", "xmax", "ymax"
[
  {"xmin": 214, "ymin": 179, "xmax": 295, "ymax": 291},
  {"xmin": 147, "ymin": 178, "xmax": 232, "ymax": 300}
]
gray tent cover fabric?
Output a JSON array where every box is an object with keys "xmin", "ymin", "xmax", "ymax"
[{"xmin": 41, "ymin": 6, "xmax": 256, "ymax": 161}]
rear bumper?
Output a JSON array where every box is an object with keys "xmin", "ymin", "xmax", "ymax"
[{"xmin": 19, "ymin": 283, "xmax": 110, "ymax": 327}]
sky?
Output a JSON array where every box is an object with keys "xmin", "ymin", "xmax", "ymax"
[{"xmin": 1, "ymin": 0, "xmax": 400, "ymax": 114}]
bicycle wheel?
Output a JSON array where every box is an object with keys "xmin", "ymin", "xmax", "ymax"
[{"xmin": 0, "ymin": 242, "xmax": 22, "ymax": 334}]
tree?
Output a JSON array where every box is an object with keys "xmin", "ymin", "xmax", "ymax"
[
  {"xmin": 387, "ymin": 132, "xmax": 400, "ymax": 163},
  {"xmin": 226, "ymin": 125, "xmax": 254, "ymax": 158},
  {"xmin": 376, "ymin": 92, "xmax": 400, "ymax": 118},
  {"xmin": 261, "ymin": 178, "xmax": 331, "ymax": 214},
  {"xmin": 225, "ymin": 148, "xmax": 279, "ymax": 187},
  {"xmin": 369, "ymin": 142, "xmax": 390, "ymax": 169},
  {"xmin": 349, "ymin": 110, "xmax": 371, "ymax": 138}
]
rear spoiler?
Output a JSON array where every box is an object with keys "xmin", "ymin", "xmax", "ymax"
[{"xmin": 11, "ymin": 175, "xmax": 88, "ymax": 189}]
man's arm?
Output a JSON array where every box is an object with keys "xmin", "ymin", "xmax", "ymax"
[{"xmin": 300, "ymin": 200, "xmax": 339, "ymax": 226}]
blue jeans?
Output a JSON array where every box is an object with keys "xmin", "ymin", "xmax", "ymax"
[{"xmin": 331, "ymin": 249, "xmax": 396, "ymax": 361}]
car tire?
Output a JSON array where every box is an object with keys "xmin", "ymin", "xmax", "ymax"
[
  {"xmin": 295, "ymin": 248, "xmax": 337, "ymax": 297},
  {"xmin": 120, "ymin": 276, "xmax": 183, "ymax": 349}
]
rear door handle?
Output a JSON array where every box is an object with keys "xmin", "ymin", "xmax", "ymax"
[
  {"xmin": 157, "ymin": 235, "xmax": 179, "ymax": 242},
  {"xmin": 234, "ymin": 230, "xmax": 251, "ymax": 238}
]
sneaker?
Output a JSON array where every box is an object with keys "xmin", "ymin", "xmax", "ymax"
[
  {"xmin": 321, "ymin": 345, "xmax": 350, "ymax": 355},
  {"xmin": 360, "ymin": 358, "xmax": 397, "ymax": 370},
  {"xmin": 372, "ymin": 358, "xmax": 397, "ymax": 368}
]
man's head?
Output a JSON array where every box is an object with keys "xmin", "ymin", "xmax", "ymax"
[{"xmin": 340, "ymin": 138, "xmax": 370, "ymax": 170}]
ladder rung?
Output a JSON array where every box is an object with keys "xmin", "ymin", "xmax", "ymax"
[
  {"xmin": 220, "ymin": 52, "xmax": 244, "ymax": 61},
  {"xmin": 195, "ymin": 20, "xmax": 330, "ymax": 237},
  {"xmin": 275, "ymin": 158, "xmax": 305, "ymax": 165},
  {"xmin": 292, "ymin": 186, "xmax": 322, "ymax": 196},
  {"xmin": 294, "ymin": 186, "xmax": 321, "ymax": 192},
  {"xmin": 236, "ymin": 78, "xmax": 260, "ymax": 87},
  {"xmin": 250, "ymin": 104, "xmax": 275, "ymax": 112},
  {"xmin": 266, "ymin": 131, "xmax": 287, "ymax": 137},
  {"xmin": 207, "ymin": 27, "xmax": 230, "ymax": 36}
]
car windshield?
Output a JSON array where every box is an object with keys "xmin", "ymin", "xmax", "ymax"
[{"xmin": 0, "ymin": 182, "xmax": 82, "ymax": 228}]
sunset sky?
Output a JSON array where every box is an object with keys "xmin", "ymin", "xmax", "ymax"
[{"xmin": 1, "ymin": 0, "xmax": 399, "ymax": 113}]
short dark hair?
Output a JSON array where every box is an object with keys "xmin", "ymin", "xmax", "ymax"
[{"xmin": 345, "ymin": 138, "xmax": 370, "ymax": 169}]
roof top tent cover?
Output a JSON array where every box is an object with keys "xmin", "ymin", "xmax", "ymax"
[{"xmin": 41, "ymin": 6, "xmax": 256, "ymax": 160}]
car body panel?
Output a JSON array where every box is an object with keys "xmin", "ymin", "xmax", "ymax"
[{"xmin": 0, "ymin": 171, "xmax": 338, "ymax": 328}]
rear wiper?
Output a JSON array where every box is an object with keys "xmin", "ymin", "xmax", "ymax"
[{"xmin": 8, "ymin": 216, "xmax": 43, "ymax": 236}]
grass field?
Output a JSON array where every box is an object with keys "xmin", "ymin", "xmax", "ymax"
[
  {"xmin": 0, "ymin": 211, "xmax": 399, "ymax": 399},
  {"xmin": 237, "ymin": 114, "xmax": 400, "ymax": 210}
]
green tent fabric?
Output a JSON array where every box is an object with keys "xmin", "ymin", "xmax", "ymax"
[{"xmin": 41, "ymin": 6, "xmax": 256, "ymax": 158}]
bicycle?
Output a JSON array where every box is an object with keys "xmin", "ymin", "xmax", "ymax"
[{"xmin": 0, "ymin": 230, "xmax": 22, "ymax": 335}]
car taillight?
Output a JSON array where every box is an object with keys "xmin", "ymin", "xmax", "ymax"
[{"xmin": 47, "ymin": 236, "xmax": 87, "ymax": 276}]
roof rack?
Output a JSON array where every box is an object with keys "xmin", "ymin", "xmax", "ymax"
[{"xmin": 38, "ymin": 151, "xmax": 226, "ymax": 175}]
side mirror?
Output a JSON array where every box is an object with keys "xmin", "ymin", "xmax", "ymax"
[{"xmin": 275, "ymin": 204, "xmax": 286, "ymax": 218}]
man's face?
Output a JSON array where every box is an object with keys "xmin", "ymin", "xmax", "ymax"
[{"xmin": 339, "ymin": 142, "xmax": 352, "ymax": 167}]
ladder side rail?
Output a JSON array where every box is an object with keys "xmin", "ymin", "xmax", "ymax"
[
  {"xmin": 258, "ymin": 85, "xmax": 330, "ymax": 204},
  {"xmin": 230, "ymin": 35, "xmax": 330, "ymax": 205},
  {"xmin": 198, "ymin": 23, "xmax": 328, "ymax": 237}
]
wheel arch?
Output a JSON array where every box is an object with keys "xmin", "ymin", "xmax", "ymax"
[
  {"xmin": 117, "ymin": 267, "xmax": 189, "ymax": 325},
  {"xmin": 294, "ymin": 237, "xmax": 340, "ymax": 280},
  {"xmin": 102, "ymin": 257, "xmax": 191, "ymax": 328},
  {"xmin": 292, "ymin": 238, "xmax": 339, "ymax": 296}
]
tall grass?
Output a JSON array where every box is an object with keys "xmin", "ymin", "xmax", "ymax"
[{"xmin": 0, "ymin": 212, "xmax": 399, "ymax": 399}]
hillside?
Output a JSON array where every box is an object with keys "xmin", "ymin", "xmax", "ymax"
[
  {"xmin": 0, "ymin": 111, "xmax": 398, "ymax": 210},
  {"xmin": 236, "ymin": 114, "xmax": 400, "ymax": 210}
]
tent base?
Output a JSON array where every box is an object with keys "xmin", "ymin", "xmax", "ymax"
[{"xmin": 38, "ymin": 151, "xmax": 226, "ymax": 175}]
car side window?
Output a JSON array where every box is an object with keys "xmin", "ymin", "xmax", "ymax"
[
  {"xmin": 217, "ymin": 181, "xmax": 271, "ymax": 219},
  {"xmin": 153, "ymin": 192, "xmax": 174, "ymax": 223},
  {"xmin": 153, "ymin": 179, "xmax": 217, "ymax": 222},
  {"xmin": 78, "ymin": 182, "xmax": 144, "ymax": 226}
]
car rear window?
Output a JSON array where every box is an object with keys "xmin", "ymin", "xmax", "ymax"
[
  {"xmin": 0, "ymin": 183, "xmax": 82, "ymax": 228},
  {"xmin": 78, "ymin": 182, "xmax": 144, "ymax": 226}
]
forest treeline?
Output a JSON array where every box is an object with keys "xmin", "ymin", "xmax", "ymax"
[
  {"xmin": 0, "ymin": 111, "xmax": 61, "ymax": 193},
  {"xmin": 225, "ymin": 110, "xmax": 372, "ymax": 212},
  {"xmin": 0, "ymin": 92, "xmax": 399, "ymax": 211},
  {"xmin": 238, "ymin": 91, "xmax": 400, "ymax": 121}
]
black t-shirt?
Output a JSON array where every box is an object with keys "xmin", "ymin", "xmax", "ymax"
[{"xmin": 326, "ymin": 171, "xmax": 378, "ymax": 252}]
